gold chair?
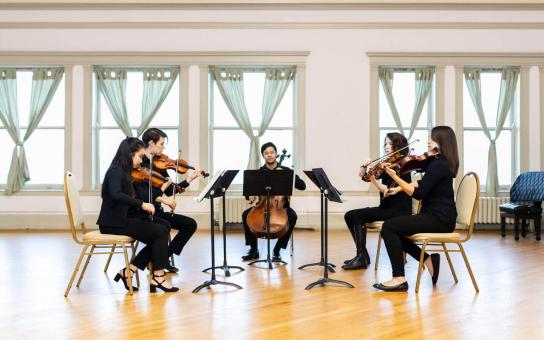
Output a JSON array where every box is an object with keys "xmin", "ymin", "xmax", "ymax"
[
  {"xmin": 63, "ymin": 172, "xmax": 139, "ymax": 297},
  {"xmin": 408, "ymin": 172, "xmax": 480, "ymax": 293},
  {"xmin": 367, "ymin": 198, "xmax": 421, "ymax": 271}
]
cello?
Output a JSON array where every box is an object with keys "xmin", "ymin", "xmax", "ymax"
[{"xmin": 246, "ymin": 149, "xmax": 291, "ymax": 239}]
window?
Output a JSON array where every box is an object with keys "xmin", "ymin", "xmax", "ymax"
[
  {"xmin": 93, "ymin": 69, "xmax": 179, "ymax": 187},
  {"xmin": 209, "ymin": 70, "xmax": 295, "ymax": 185},
  {"xmin": 463, "ymin": 69, "xmax": 519, "ymax": 190},
  {"xmin": 0, "ymin": 69, "xmax": 65, "ymax": 189},
  {"xmin": 378, "ymin": 68, "xmax": 435, "ymax": 156}
]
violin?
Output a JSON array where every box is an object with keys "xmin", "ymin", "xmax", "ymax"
[
  {"xmin": 131, "ymin": 167, "xmax": 185, "ymax": 193},
  {"xmin": 362, "ymin": 150, "xmax": 403, "ymax": 182},
  {"xmin": 152, "ymin": 154, "xmax": 210, "ymax": 178},
  {"xmin": 392, "ymin": 147, "xmax": 440, "ymax": 176},
  {"xmin": 246, "ymin": 149, "xmax": 291, "ymax": 239}
]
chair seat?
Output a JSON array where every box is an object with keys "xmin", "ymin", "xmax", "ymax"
[
  {"xmin": 408, "ymin": 232, "xmax": 462, "ymax": 242},
  {"xmin": 82, "ymin": 230, "xmax": 134, "ymax": 243},
  {"xmin": 499, "ymin": 203, "xmax": 541, "ymax": 215},
  {"xmin": 365, "ymin": 221, "xmax": 384, "ymax": 229}
]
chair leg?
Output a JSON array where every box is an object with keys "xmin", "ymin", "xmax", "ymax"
[
  {"xmin": 64, "ymin": 245, "xmax": 89, "ymax": 297},
  {"xmin": 290, "ymin": 229, "xmax": 294, "ymax": 256},
  {"xmin": 415, "ymin": 241, "xmax": 428, "ymax": 293},
  {"xmin": 458, "ymin": 242, "xmax": 479, "ymax": 293},
  {"xmin": 500, "ymin": 216, "xmax": 506, "ymax": 237},
  {"xmin": 535, "ymin": 214, "xmax": 541, "ymax": 241},
  {"xmin": 130, "ymin": 242, "xmax": 140, "ymax": 288},
  {"xmin": 521, "ymin": 219, "xmax": 527, "ymax": 238},
  {"xmin": 104, "ymin": 244, "xmax": 116, "ymax": 272},
  {"xmin": 77, "ymin": 245, "xmax": 95, "ymax": 287},
  {"xmin": 514, "ymin": 216, "xmax": 520, "ymax": 241},
  {"xmin": 374, "ymin": 232, "xmax": 382, "ymax": 271},
  {"xmin": 441, "ymin": 243, "xmax": 458, "ymax": 283},
  {"xmin": 122, "ymin": 245, "xmax": 133, "ymax": 295}
]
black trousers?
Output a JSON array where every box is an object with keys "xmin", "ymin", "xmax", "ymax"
[
  {"xmin": 380, "ymin": 214, "xmax": 455, "ymax": 277},
  {"xmin": 100, "ymin": 218, "xmax": 169, "ymax": 271},
  {"xmin": 242, "ymin": 207, "xmax": 297, "ymax": 251},
  {"xmin": 344, "ymin": 207, "xmax": 409, "ymax": 248},
  {"xmin": 152, "ymin": 211, "xmax": 197, "ymax": 257}
]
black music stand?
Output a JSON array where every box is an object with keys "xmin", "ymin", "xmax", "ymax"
[
  {"xmin": 202, "ymin": 170, "xmax": 245, "ymax": 277},
  {"xmin": 305, "ymin": 168, "xmax": 354, "ymax": 290},
  {"xmin": 298, "ymin": 170, "xmax": 336, "ymax": 273},
  {"xmin": 193, "ymin": 171, "xmax": 243, "ymax": 293},
  {"xmin": 243, "ymin": 169, "xmax": 293, "ymax": 269}
]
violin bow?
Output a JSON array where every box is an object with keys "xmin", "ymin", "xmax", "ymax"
[
  {"xmin": 148, "ymin": 154, "xmax": 154, "ymax": 222},
  {"xmin": 171, "ymin": 149, "xmax": 181, "ymax": 217}
]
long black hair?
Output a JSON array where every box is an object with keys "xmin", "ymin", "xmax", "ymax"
[
  {"xmin": 431, "ymin": 126, "xmax": 459, "ymax": 177},
  {"xmin": 386, "ymin": 132, "xmax": 409, "ymax": 157},
  {"xmin": 102, "ymin": 137, "xmax": 144, "ymax": 198}
]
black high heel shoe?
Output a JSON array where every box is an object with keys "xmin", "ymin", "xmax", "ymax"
[
  {"xmin": 114, "ymin": 267, "xmax": 139, "ymax": 292},
  {"xmin": 150, "ymin": 273, "xmax": 179, "ymax": 293}
]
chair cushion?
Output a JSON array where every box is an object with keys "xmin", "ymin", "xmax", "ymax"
[
  {"xmin": 499, "ymin": 203, "xmax": 540, "ymax": 215},
  {"xmin": 408, "ymin": 233, "xmax": 462, "ymax": 242},
  {"xmin": 82, "ymin": 230, "xmax": 134, "ymax": 243},
  {"xmin": 365, "ymin": 221, "xmax": 384, "ymax": 229}
]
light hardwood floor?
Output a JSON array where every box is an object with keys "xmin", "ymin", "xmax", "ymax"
[{"xmin": 0, "ymin": 229, "xmax": 543, "ymax": 339}]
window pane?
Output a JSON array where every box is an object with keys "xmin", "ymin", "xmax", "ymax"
[
  {"xmin": 213, "ymin": 130, "xmax": 252, "ymax": 184},
  {"xmin": 463, "ymin": 72, "xmax": 501, "ymax": 128},
  {"xmin": 150, "ymin": 77, "xmax": 179, "ymax": 127},
  {"xmin": 126, "ymin": 72, "xmax": 143, "ymax": 127},
  {"xmin": 98, "ymin": 129, "xmax": 126, "ymax": 183},
  {"xmin": 0, "ymin": 131, "xmax": 13, "ymax": 184},
  {"xmin": 212, "ymin": 82, "xmax": 238, "ymax": 127},
  {"xmin": 99, "ymin": 92, "xmax": 117, "ymax": 127},
  {"xmin": 23, "ymin": 129, "xmax": 64, "ymax": 185},
  {"xmin": 16, "ymin": 71, "xmax": 32, "ymax": 127},
  {"xmin": 39, "ymin": 75, "xmax": 65, "ymax": 127},
  {"xmin": 243, "ymin": 72, "xmax": 265, "ymax": 127},
  {"xmin": 464, "ymin": 131, "xmax": 490, "ymax": 185},
  {"xmin": 269, "ymin": 82, "xmax": 294, "ymax": 128},
  {"xmin": 496, "ymin": 130, "xmax": 512, "ymax": 186}
]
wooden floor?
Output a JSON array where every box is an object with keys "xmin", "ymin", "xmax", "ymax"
[{"xmin": 1, "ymin": 229, "xmax": 543, "ymax": 339}]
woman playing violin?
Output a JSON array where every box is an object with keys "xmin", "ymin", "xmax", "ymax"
[
  {"xmin": 97, "ymin": 137, "xmax": 178, "ymax": 293},
  {"xmin": 129, "ymin": 128, "xmax": 204, "ymax": 273},
  {"xmin": 373, "ymin": 126, "xmax": 459, "ymax": 292},
  {"xmin": 342, "ymin": 132, "xmax": 413, "ymax": 270}
]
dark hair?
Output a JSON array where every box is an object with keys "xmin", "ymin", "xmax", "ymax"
[
  {"xmin": 385, "ymin": 132, "xmax": 409, "ymax": 157},
  {"xmin": 431, "ymin": 126, "xmax": 459, "ymax": 177},
  {"xmin": 142, "ymin": 128, "xmax": 167, "ymax": 146},
  {"xmin": 102, "ymin": 137, "xmax": 144, "ymax": 198},
  {"xmin": 261, "ymin": 142, "xmax": 277, "ymax": 155}
]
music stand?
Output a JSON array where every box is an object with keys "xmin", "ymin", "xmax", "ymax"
[
  {"xmin": 202, "ymin": 170, "xmax": 245, "ymax": 277},
  {"xmin": 243, "ymin": 169, "xmax": 293, "ymax": 269},
  {"xmin": 305, "ymin": 168, "xmax": 354, "ymax": 290},
  {"xmin": 297, "ymin": 170, "xmax": 336, "ymax": 273},
  {"xmin": 193, "ymin": 170, "xmax": 243, "ymax": 293}
]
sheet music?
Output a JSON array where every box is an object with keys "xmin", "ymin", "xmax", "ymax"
[{"xmin": 194, "ymin": 170, "xmax": 225, "ymax": 203}]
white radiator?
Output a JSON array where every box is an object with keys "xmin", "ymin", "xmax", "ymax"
[
  {"xmin": 476, "ymin": 197, "xmax": 510, "ymax": 224},
  {"xmin": 217, "ymin": 197, "xmax": 249, "ymax": 225}
]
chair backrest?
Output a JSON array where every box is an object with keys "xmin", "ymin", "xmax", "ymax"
[
  {"xmin": 510, "ymin": 171, "xmax": 544, "ymax": 202},
  {"xmin": 64, "ymin": 172, "xmax": 85, "ymax": 243},
  {"xmin": 455, "ymin": 172, "xmax": 480, "ymax": 240}
]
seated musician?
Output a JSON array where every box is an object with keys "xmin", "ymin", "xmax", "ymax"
[
  {"xmin": 241, "ymin": 142, "xmax": 306, "ymax": 261},
  {"xmin": 342, "ymin": 132, "xmax": 413, "ymax": 270},
  {"xmin": 129, "ymin": 128, "xmax": 203, "ymax": 273}
]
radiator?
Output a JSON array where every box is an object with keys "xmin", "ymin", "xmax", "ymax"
[
  {"xmin": 217, "ymin": 196, "xmax": 249, "ymax": 225},
  {"xmin": 476, "ymin": 197, "xmax": 510, "ymax": 224}
]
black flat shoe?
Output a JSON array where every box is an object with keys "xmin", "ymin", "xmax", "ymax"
[
  {"xmin": 150, "ymin": 273, "xmax": 179, "ymax": 293},
  {"xmin": 241, "ymin": 248, "xmax": 259, "ymax": 261},
  {"xmin": 272, "ymin": 254, "xmax": 282, "ymax": 261},
  {"xmin": 341, "ymin": 255, "xmax": 368, "ymax": 270},
  {"xmin": 344, "ymin": 256, "xmax": 357, "ymax": 264},
  {"xmin": 114, "ymin": 267, "xmax": 139, "ymax": 292},
  {"xmin": 165, "ymin": 263, "xmax": 179, "ymax": 273},
  {"xmin": 430, "ymin": 253, "xmax": 440, "ymax": 285},
  {"xmin": 372, "ymin": 281, "xmax": 409, "ymax": 292}
]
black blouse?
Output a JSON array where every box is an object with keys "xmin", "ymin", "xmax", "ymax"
[
  {"xmin": 412, "ymin": 157, "xmax": 457, "ymax": 226},
  {"xmin": 379, "ymin": 172, "xmax": 413, "ymax": 214}
]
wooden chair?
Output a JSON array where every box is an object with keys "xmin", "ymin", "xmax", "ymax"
[
  {"xmin": 408, "ymin": 172, "xmax": 480, "ymax": 293},
  {"xmin": 63, "ymin": 172, "xmax": 139, "ymax": 297}
]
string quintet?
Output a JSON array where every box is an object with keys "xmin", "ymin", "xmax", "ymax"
[{"xmin": 97, "ymin": 126, "xmax": 460, "ymax": 293}]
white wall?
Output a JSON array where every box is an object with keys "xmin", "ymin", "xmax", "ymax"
[{"xmin": 0, "ymin": 7, "xmax": 542, "ymax": 228}]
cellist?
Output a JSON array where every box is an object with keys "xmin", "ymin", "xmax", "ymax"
[
  {"xmin": 241, "ymin": 142, "xmax": 306, "ymax": 261},
  {"xmin": 129, "ymin": 128, "xmax": 203, "ymax": 273}
]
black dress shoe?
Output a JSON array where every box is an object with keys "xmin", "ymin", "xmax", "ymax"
[
  {"xmin": 272, "ymin": 254, "xmax": 282, "ymax": 261},
  {"xmin": 344, "ymin": 256, "xmax": 357, "ymax": 264},
  {"xmin": 341, "ymin": 255, "xmax": 368, "ymax": 270},
  {"xmin": 372, "ymin": 281, "xmax": 409, "ymax": 292},
  {"xmin": 430, "ymin": 253, "xmax": 440, "ymax": 285},
  {"xmin": 241, "ymin": 248, "xmax": 259, "ymax": 261},
  {"xmin": 165, "ymin": 263, "xmax": 179, "ymax": 273},
  {"xmin": 114, "ymin": 268, "xmax": 139, "ymax": 292}
]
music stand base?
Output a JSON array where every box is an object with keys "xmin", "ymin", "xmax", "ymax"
[
  {"xmin": 248, "ymin": 258, "xmax": 287, "ymax": 269},
  {"xmin": 298, "ymin": 261, "xmax": 336, "ymax": 273},
  {"xmin": 192, "ymin": 279, "xmax": 243, "ymax": 293},
  {"xmin": 305, "ymin": 277, "xmax": 354, "ymax": 290},
  {"xmin": 203, "ymin": 264, "xmax": 245, "ymax": 277}
]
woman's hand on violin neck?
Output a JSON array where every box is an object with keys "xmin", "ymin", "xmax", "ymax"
[
  {"xmin": 141, "ymin": 202, "xmax": 155, "ymax": 215},
  {"xmin": 187, "ymin": 168, "xmax": 203, "ymax": 182},
  {"xmin": 161, "ymin": 197, "xmax": 177, "ymax": 210}
]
